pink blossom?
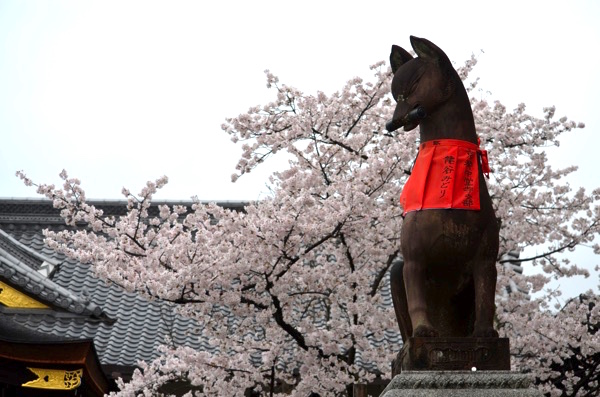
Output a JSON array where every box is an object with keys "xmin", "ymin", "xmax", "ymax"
[{"xmin": 17, "ymin": 57, "xmax": 599, "ymax": 396}]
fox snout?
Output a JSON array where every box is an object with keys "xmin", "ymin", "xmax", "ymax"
[{"xmin": 386, "ymin": 106, "xmax": 427, "ymax": 132}]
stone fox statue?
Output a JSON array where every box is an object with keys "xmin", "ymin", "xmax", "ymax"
[{"xmin": 387, "ymin": 36, "xmax": 500, "ymax": 341}]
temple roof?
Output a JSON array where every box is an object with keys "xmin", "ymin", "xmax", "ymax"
[
  {"xmin": 0, "ymin": 198, "xmax": 401, "ymax": 379},
  {"xmin": 0, "ymin": 199, "xmax": 235, "ymax": 372},
  {"xmin": 0, "ymin": 229, "xmax": 110, "ymax": 319}
]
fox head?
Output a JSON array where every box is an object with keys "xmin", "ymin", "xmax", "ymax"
[{"xmin": 386, "ymin": 36, "xmax": 464, "ymax": 133}]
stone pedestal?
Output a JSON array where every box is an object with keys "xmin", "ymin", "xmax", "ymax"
[
  {"xmin": 393, "ymin": 337, "xmax": 511, "ymax": 375},
  {"xmin": 379, "ymin": 371, "xmax": 543, "ymax": 396}
]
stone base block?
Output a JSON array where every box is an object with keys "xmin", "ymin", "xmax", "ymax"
[
  {"xmin": 393, "ymin": 337, "xmax": 510, "ymax": 375},
  {"xmin": 380, "ymin": 371, "xmax": 543, "ymax": 396}
]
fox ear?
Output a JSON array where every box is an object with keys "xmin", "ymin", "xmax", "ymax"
[
  {"xmin": 410, "ymin": 36, "xmax": 451, "ymax": 65},
  {"xmin": 390, "ymin": 45, "xmax": 413, "ymax": 73}
]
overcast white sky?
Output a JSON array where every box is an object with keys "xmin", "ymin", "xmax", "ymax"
[{"xmin": 1, "ymin": 1, "xmax": 598, "ymax": 295}]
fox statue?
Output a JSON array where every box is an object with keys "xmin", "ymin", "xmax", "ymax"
[{"xmin": 387, "ymin": 36, "xmax": 500, "ymax": 345}]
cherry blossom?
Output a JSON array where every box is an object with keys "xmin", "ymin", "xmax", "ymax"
[{"xmin": 17, "ymin": 57, "xmax": 599, "ymax": 396}]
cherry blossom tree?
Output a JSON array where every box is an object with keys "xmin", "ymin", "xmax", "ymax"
[{"xmin": 18, "ymin": 56, "xmax": 599, "ymax": 396}]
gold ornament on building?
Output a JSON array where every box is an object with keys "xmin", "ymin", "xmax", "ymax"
[
  {"xmin": 22, "ymin": 368, "xmax": 83, "ymax": 390},
  {"xmin": 0, "ymin": 280, "xmax": 49, "ymax": 309}
]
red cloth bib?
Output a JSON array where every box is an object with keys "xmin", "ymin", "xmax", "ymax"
[{"xmin": 400, "ymin": 139, "xmax": 490, "ymax": 215}]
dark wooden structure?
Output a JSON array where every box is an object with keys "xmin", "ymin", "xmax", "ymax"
[
  {"xmin": 386, "ymin": 37, "xmax": 506, "ymax": 374},
  {"xmin": 0, "ymin": 295, "xmax": 111, "ymax": 396}
]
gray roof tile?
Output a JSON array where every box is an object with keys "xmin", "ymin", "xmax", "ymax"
[{"xmin": 0, "ymin": 199, "xmax": 401, "ymax": 372}]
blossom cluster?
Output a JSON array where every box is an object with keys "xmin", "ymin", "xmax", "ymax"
[{"xmin": 18, "ymin": 57, "xmax": 599, "ymax": 396}]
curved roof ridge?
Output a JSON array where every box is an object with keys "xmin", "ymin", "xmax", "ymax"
[
  {"xmin": 0, "ymin": 232, "xmax": 113, "ymax": 322},
  {"xmin": 0, "ymin": 228, "xmax": 59, "ymax": 267},
  {"xmin": 0, "ymin": 197, "xmax": 250, "ymax": 206}
]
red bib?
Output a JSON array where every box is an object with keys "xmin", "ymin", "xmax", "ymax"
[{"xmin": 400, "ymin": 139, "xmax": 490, "ymax": 215}]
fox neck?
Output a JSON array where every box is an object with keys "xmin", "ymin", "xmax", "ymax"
[{"xmin": 418, "ymin": 86, "xmax": 477, "ymax": 144}]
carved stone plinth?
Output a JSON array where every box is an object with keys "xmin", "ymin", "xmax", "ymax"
[
  {"xmin": 379, "ymin": 371, "xmax": 543, "ymax": 396},
  {"xmin": 393, "ymin": 337, "xmax": 510, "ymax": 376}
]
